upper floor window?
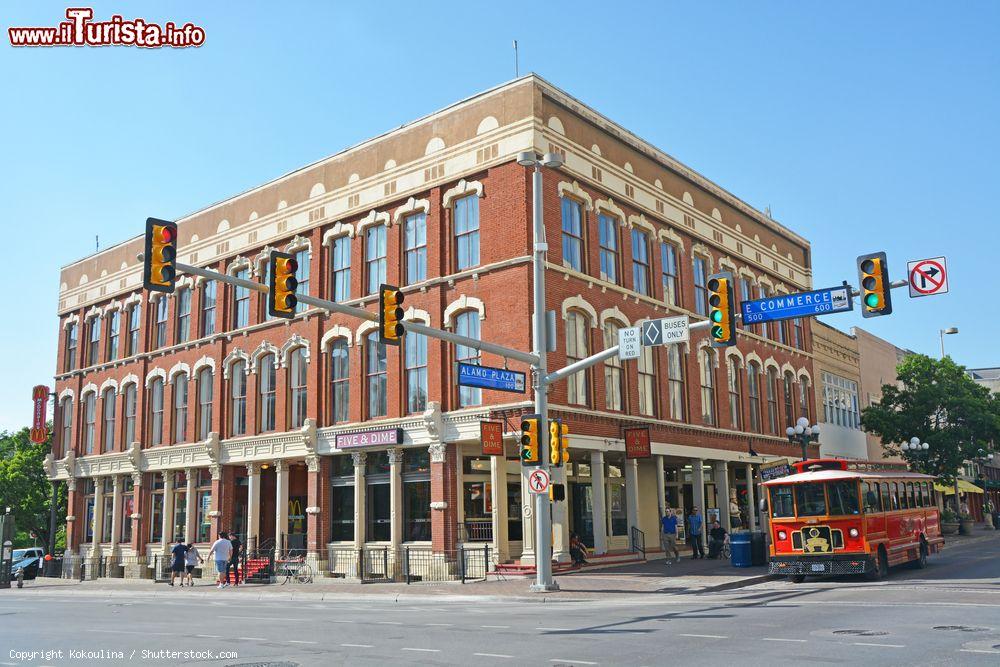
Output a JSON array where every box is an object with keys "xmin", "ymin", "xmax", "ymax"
[
  {"xmin": 455, "ymin": 311, "xmax": 481, "ymax": 407},
  {"xmin": 603, "ymin": 321, "xmax": 624, "ymax": 411},
  {"xmin": 107, "ymin": 311, "xmax": 120, "ymax": 361},
  {"xmin": 87, "ymin": 316, "xmax": 101, "ymax": 366},
  {"xmin": 201, "ymin": 281, "xmax": 217, "ymax": 337},
  {"xmin": 693, "ymin": 256, "xmax": 709, "ymax": 317},
  {"xmin": 329, "ymin": 339, "xmax": 350, "ymax": 423},
  {"xmin": 747, "ymin": 362, "xmax": 762, "ymax": 433},
  {"xmin": 173, "ymin": 372, "xmax": 188, "ymax": 443},
  {"xmin": 792, "ymin": 318, "xmax": 804, "ymax": 350},
  {"xmin": 123, "ymin": 383, "xmax": 137, "ymax": 445},
  {"xmin": 127, "ymin": 304, "xmax": 141, "ymax": 356},
  {"xmin": 783, "ymin": 371, "xmax": 795, "ymax": 427},
  {"xmin": 366, "ymin": 332, "xmax": 387, "ymax": 418},
  {"xmin": 260, "ymin": 262, "xmax": 275, "ymax": 322},
  {"xmin": 822, "ymin": 371, "xmax": 860, "ymax": 430},
  {"xmin": 661, "ymin": 243, "xmax": 679, "ymax": 307},
  {"xmin": 196, "ymin": 368, "xmax": 213, "ymax": 440},
  {"xmin": 258, "ymin": 354, "xmax": 276, "ymax": 432},
  {"xmin": 739, "ymin": 277, "xmax": 755, "ymax": 333},
  {"xmin": 366, "ymin": 225, "xmax": 387, "ymax": 296},
  {"xmin": 405, "ymin": 213, "xmax": 427, "ymax": 285},
  {"xmin": 405, "ymin": 333, "xmax": 428, "ymax": 414},
  {"xmin": 288, "ymin": 347, "xmax": 308, "ymax": 428},
  {"xmin": 59, "ymin": 397, "xmax": 73, "ymax": 453},
  {"xmin": 155, "ymin": 297, "xmax": 168, "ymax": 348},
  {"xmin": 65, "ymin": 323, "xmax": 78, "ymax": 372},
  {"xmin": 667, "ymin": 345, "xmax": 686, "ymax": 421},
  {"xmin": 102, "ymin": 388, "xmax": 116, "ymax": 453},
  {"xmin": 758, "ymin": 286, "xmax": 771, "ymax": 340},
  {"xmin": 700, "ymin": 349, "xmax": 716, "ymax": 426},
  {"xmin": 233, "ymin": 269, "xmax": 250, "ymax": 329},
  {"xmin": 766, "ymin": 367, "xmax": 779, "ymax": 434},
  {"xmin": 565, "ymin": 311, "xmax": 590, "ymax": 406},
  {"xmin": 175, "ymin": 289, "xmax": 191, "ymax": 344},
  {"xmin": 148, "ymin": 378, "xmax": 164, "ymax": 446},
  {"xmin": 230, "ymin": 360, "xmax": 247, "ymax": 437},
  {"xmin": 83, "ymin": 392, "xmax": 96, "ymax": 454},
  {"xmin": 799, "ymin": 376, "xmax": 810, "ymax": 423},
  {"xmin": 294, "ymin": 250, "xmax": 310, "ymax": 314},
  {"xmin": 631, "ymin": 229, "xmax": 651, "ymax": 296},
  {"xmin": 774, "ymin": 311, "xmax": 787, "ymax": 346},
  {"xmin": 598, "ymin": 214, "xmax": 619, "ymax": 284},
  {"xmin": 454, "ymin": 195, "xmax": 480, "ymax": 271},
  {"xmin": 728, "ymin": 362, "xmax": 743, "ymax": 430},
  {"xmin": 561, "ymin": 198, "xmax": 584, "ymax": 272},
  {"xmin": 637, "ymin": 344, "xmax": 656, "ymax": 417},
  {"xmin": 331, "ymin": 236, "xmax": 351, "ymax": 302}
]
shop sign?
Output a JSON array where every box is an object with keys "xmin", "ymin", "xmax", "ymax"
[
  {"xmin": 480, "ymin": 420, "xmax": 504, "ymax": 457},
  {"xmin": 760, "ymin": 459, "xmax": 792, "ymax": 481},
  {"xmin": 335, "ymin": 427, "xmax": 404, "ymax": 449},
  {"xmin": 30, "ymin": 385, "xmax": 49, "ymax": 444},
  {"xmin": 623, "ymin": 427, "xmax": 651, "ymax": 459}
]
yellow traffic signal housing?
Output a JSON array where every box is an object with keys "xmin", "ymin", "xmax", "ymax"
[
  {"xmin": 707, "ymin": 271, "xmax": 736, "ymax": 348},
  {"xmin": 559, "ymin": 421, "xmax": 570, "ymax": 465},
  {"xmin": 549, "ymin": 419, "xmax": 562, "ymax": 466},
  {"xmin": 857, "ymin": 252, "xmax": 893, "ymax": 318},
  {"xmin": 520, "ymin": 414, "xmax": 540, "ymax": 465},
  {"xmin": 268, "ymin": 251, "xmax": 299, "ymax": 319},
  {"xmin": 379, "ymin": 284, "xmax": 405, "ymax": 345},
  {"xmin": 549, "ymin": 483, "xmax": 566, "ymax": 502},
  {"xmin": 143, "ymin": 217, "xmax": 177, "ymax": 293}
]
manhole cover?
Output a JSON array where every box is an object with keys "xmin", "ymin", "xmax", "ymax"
[
  {"xmin": 833, "ymin": 629, "xmax": 888, "ymax": 637},
  {"xmin": 934, "ymin": 625, "xmax": 989, "ymax": 633}
]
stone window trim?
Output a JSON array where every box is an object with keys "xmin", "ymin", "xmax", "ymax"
[
  {"xmin": 558, "ymin": 181, "xmax": 593, "ymax": 210},
  {"xmin": 63, "ymin": 313, "xmax": 80, "ymax": 330},
  {"xmin": 356, "ymin": 319, "xmax": 379, "ymax": 341},
  {"xmin": 560, "ymin": 295, "xmax": 598, "ymax": 327},
  {"xmin": 757, "ymin": 274, "xmax": 776, "ymax": 291},
  {"xmin": 59, "ymin": 387, "xmax": 75, "ymax": 402},
  {"xmin": 226, "ymin": 256, "xmax": 252, "ymax": 277},
  {"xmin": 718, "ymin": 256, "xmax": 739, "ymax": 274},
  {"xmin": 737, "ymin": 266, "xmax": 758, "ymax": 283},
  {"xmin": 594, "ymin": 197, "xmax": 626, "ymax": 224},
  {"xmin": 192, "ymin": 355, "xmax": 217, "ymax": 376},
  {"xmin": 443, "ymin": 295, "xmax": 485, "ymax": 328},
  {"xmin": 321, "ymin": 325, "xmax": 354, "ymax": 350},
  {"xmin": 599, "ymin": 306, "xmax": 631, "ymax": 329},
  {"xmin": 250, "ymin": 341, "xmax": 279, "ymax": 374},
  {"xmin": 403, "ymin": 307, "xmax": 432, "ymax": 326},
  {"xmin": 280, "ymin": 334, "xmax": 311, "ymax": 368},
  {"xmin": 691, "ymin": 243, "xmax": 715, "ymax": 274},
  {"xmin": 98, "ymin": 377, "xmax": 118, "ymax": 397},
  {"xmin": 762, "ymin": 357, "xmax": 781, "ymax": 374},
  {"xmin": 393, "ymin": 197, "xmax": 431, "ymax": 225},
  {"xmin": 780, "ymin": 362, "xmax": 797, "ymax": 379},
  {"xmin": 744, "ymin": 351, "xmax": 764, "ymax": 368},
  {"xmin": 145, "ymin": 367, "xmax": 167, "ymax": 388},
  {"xmin": 119, "ymin": 373, "xmax": 139, "ymax": 394},
  {"xmin": 695, "ymin": 339, "xmax": 721, "ymax": 370},
  {"xmin": 80, "ymin": 382, "xmax": 98, "ymax": 401},
  {"xmin": 626, "ymin": 214, "xmax": 656, "ymax": 234},
  {"xmin": 657, "ymin": 228, "xmax": 685, "ymax": 254},
  {"xmin": 797, "ymin": 368, "xmax": 813, "ymax": 385},
  {"xmin": 321, "ymin": 222, "xmax": 356, "ymax": 245},
  {"xmin": 442, "ymin": 179, "xmax": 484, "ymax": 209},
  {"xmin": 356, "ymin": 209, "xmax": 391, "ymax": 235},
  {"xmin": 725, "ymin": 347, "xmax": 745, "ymax": 368},
  {"xmin": 284, "ymin": 234, "xmax": 311, "ymax": 254},
  {"xmin": 84, "ymin": 305, "xmax": 102, "ymax": 322},
  {"xmin": 102, "ymin": 299, "xmax": 124, "ymax": 315},
  {"xmin": 222, "ymin": 349, "xmax": 251, "ymax": 379},
  {"xmin": 168, "ymin": 362, "xmax": 191, "ymax": 384}
]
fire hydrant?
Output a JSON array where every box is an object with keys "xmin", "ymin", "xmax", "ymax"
[{"xmin": 15, "ymin": 569, "xmax": 24, "ymax": 588}]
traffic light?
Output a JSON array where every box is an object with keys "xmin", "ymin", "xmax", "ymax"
[
  {"xmin": 520, "ymin": 414, "xmax": 540, "ymax": 465},
  {"xmin": 857, "ymin": 252, "xmax": 893, "ymax": 318},
  {"xmin": 549, "ymin": 419, "xmax": 562, "ymax": 467},
  {"xmin": 379, "ymin": 284, "xmax": 405, "ymax": 345},
  {"xmin": 550, "ymin": 483, "xmax": 566, "ymax": 502},
  {"xmin": 142, "ymin": 217, "xmax": 177, "ymax": 293},
  {"xmin": 707, "ymin": 271, "xmax": 736, "ymax": 348},
  {"xmin": 267, "ymin": 251, "xmax": 298, "ymax": 319},
  {"xmin": 559, "ymin": 421, "xmax": 570, "ymax": 466}
]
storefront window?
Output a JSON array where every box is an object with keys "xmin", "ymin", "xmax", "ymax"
[
  {"xmin": 150, "ymin": 481, "xmax": 163, "ymax": 543},
  {"xmin": 120, "ymin": 477, "xmax": 134, "ymax": 543},
  {"xmin": 84, "ymin": 479, "xmax": 95, "ymax": 542},
  {"xmin": 607, "ymin": 463, "xmax": 627, "ymax": 536},
  {"xmin": 507, "ymin": 473, "xmax": 522, "ymax": 541},
  {"xmin": 366, "ymin": 452, "xmax": 390, "ymax": 542},
  {"xmin": 330, "ymin": 455, "xmax": 354, "ymax": 542},
  {"xmin": 101, "ymin": 478, "xmax": 114, "ymax": 541},
  {"xmin": 172, "ymin": 472, "xmax": 187, "ymax": 542},
  {"xmin": 403, "ymin": 449, "xmax": 430, "ymax": 542},
  {"xmin": 196, "ymin": 470, "xmax": 212, "ymax": 542}
]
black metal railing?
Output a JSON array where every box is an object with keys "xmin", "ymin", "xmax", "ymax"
[
  {"xmin": 630, "ymin": 526, "xmax": 646, "ymax": 558},
  {"xmin": 459, "ymin": 520, "xmax": 494, "ymax": 542}
]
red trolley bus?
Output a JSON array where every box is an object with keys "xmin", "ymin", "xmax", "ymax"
[{"xmin": 762, "ymin": 458, "xmax": 944, "ymax": 581}]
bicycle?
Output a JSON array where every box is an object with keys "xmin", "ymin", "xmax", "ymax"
[
  {"xmin": 721, "ymin": 536, "xmax": 731, "ymax": 560},
  {"xmin": 275, "ymin": 555, "xmax": 314, "ymax": 584}
]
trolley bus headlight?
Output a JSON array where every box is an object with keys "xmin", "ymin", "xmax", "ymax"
[
  {"xmin": 849, "ymin": 528, "xmax": 859, "ymax": 538},
  {"xmin": 777, "ymin": 530, "xmax": 787, "ymax": 540}
]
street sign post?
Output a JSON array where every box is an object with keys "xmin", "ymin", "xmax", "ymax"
[
  {"xmin": 618, "ymin": 326, "xmax": 641, "ymax": 360},
  {"xmin": 456, "ymin": 362, "xmax": 527, "ymax": 393},
  {"xmin": 527, "ymin": 468, "xmax": 551, "ymax": 494},
  {"xmin": 907, "ymin": 257, "xmax": 948, "ymax": 298},
  {"xmin": 741, "ymin": 284, "xmax": 853, "ymax": 324}
]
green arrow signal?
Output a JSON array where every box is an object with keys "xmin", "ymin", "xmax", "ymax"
[{"xmin": 711, "ymin": 325, "xmax": 724, "ymax": 339}]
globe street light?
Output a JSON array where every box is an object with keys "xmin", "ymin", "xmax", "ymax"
[
  {"xmin": 787, "ymin": 416, "xmax": 821, "ymax": 461},
  {"xmin": 900, "ymin": 436, "xmax": 930, "ymax": 452}
]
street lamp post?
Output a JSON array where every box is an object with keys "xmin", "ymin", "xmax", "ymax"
[
  {"xmin": 939, "ymin": 327, "xmax": 958, "ymax": 359},
  {"xmin": 786, "ymin": 417, "xmax": 821, "ymax": 461},
  {"xmin": 976, "ymin": 448, "xmax": 995, "ymax": 529}
]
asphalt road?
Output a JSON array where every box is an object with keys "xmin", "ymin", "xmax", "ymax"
[{"xmin": 2, "ymin": 535, "xmax": 998, "ymax": 666}]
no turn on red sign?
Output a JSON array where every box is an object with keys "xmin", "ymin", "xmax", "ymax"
[
  {"xmin": 907, "ymin": 257, "xmax": 949, "ymax": 298},
  {"xmin": 527, "ymin": 468, "xmax": 550, "ymax": 494}
]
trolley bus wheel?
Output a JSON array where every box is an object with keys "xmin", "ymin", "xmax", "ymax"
[
  {"xmin": 866, "ymin": 548, "xmax": 888, "ymax": 581},
  {"xmin": 789, "ymin": 574, "xmax": 805, "ymax": 584},
  {"xmin": 911, "ymin": 540, "xmax": 928, "ymax": 569}
]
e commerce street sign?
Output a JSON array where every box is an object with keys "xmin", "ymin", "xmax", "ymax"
[{"xmin": 741, "ymin": 285, "xmax": 853, "ymax": 325}]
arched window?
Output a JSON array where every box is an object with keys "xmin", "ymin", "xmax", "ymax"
[
  {"xmin": 598, "ymin": 214, "xmax": 619, "ymax": 284},
  {"xmin": 758, "ymin": 286, "xmax": 771, "ymax": 340},
  {"xmin": 783, "ymin": 371, "xmax": 795, "ymax": 428},
  {"xmin": 700, "ymin": 349, "xmax": 716, "ymax": 426},
  {"xmin": 455, "ymin": 311, "xmax": 481, "ymax": 407},
  {"xmin": 727, "ymin": 361, "xmax": 743, "ymax": 430},
  {"xmin": 799, "ymin": 375, "xmax": 810, "ymax": 423},
  {"xmin": 739, "ymin": 277, "xmax": 756, "ymax": 335},
  {"xmin": 667, "ymin": 345, "xmax": 686, "ymax": 421},
  {"xmin": 565, "ymin": 311, "xmax": 589, "ymax": 406},
  {"xmin": 83, "ymin": 392, "xmax": 96, "ymax": 453},
  {"xmin": 792, "ymin": 318, "xmax": 804, "ymax": 349},
  {"xmin": 200, "ymin": 280, "xmax": 217, "ymax": 336},
  {"xmin": 693, "ymin": 256, "xmax": 709, "ymax": 317},
  {"xmin": 638, "ymin": 344, "xmax": 656, "ymax": 417},
  {"xmin": 127, "ymin": 304, "xmax": 141, "ymax": 356},
  {"xmin": 230, "ymin": 360, "xmax": 247, "ymax": 436},
  {"xmin": 454, "ymin": 195, "xmax": 480, "ymax": 271},
  {"xmin": 603, "ymin": 321, "xmax": 624, "ymax": 411},
  {"xmin": 331, "ymin": 236, "xmax": 351, "ymax": 302},
  {"xmin": 60, "ymin": 397, "xmax": 73, "ymax": 453},
  {"xmin": 148, "ymin": 378, "xmax": 164, "ymax": 446},
  {"xmin": 107, "ymin": 311, "xmax": 120, "ymax": 361},
  {"xmin": 766, "ymin": 367, "xmax": 779, "ymax": 434},
  {"xmin": 155, "ymin": 297, "xmax": 168, "ymax": 348},
  {"xmin": 123, "ymin": 383, "xmax": 137, "ymax": 445},
  {"xmin": 561, "ymin": 198, "xmax": 584, "ymax": 272},
  {"xmin": 65, "ymin": 323, "xmax": 78, "ymax": 372},
  {"xmin": 288, "ymin": 348, "xmax": 308, "ymax": 428},
  {"xmin": 294, "ymin": 249, "xmax": 310, "ymax": 313},
  {"xmin": 232, "ymin": 268, "xmax": 250, "ymax": 329},
  {"xmin": 365, "ymin": 332, "xmax": 387, "ymax": 417},
  {"xmin": 197, "ymin": 368, "xmax": 213, "ymax": 440},
  {"xmin": 747, "ymin": 362, "xmax": 762, "ymax": 433},
  {"xmin": 405, "ymin": 333, "xmax": 428, "ymax": 414},
  {"xmin": 405, "ymin": 213, "xmax": 428, "ymax": 284},
  {"xmin": 661, "ymin": 242, "xmax": 680, "ymax": 307},
  {"xmin": 175, "ymin": 288, "xmax": 191, "ymax": 344},
  {"xmin": 631, "ymin": 228, "xmax": 651, "ymax": 296},
  {"xmin": 329, "ymin": 340, "xmax": 350, "ymax": 423},
  {"xmin": 102, "ymin": 388, "xmax": 116, "ymax": 452},
  {"xmin": 365, "ymin": 225, "xmax": 387, "ymax": 296},
  {"xmin": 258, "ymin": 354, "xmax": 276, "ymax": 432},
  {"xmin": 174, "ymin": 372, "xmax": 189, "ymax": 443},
  {"xmin": 88, "ymin": 315, "xmax": 101, "ymax": 366}
]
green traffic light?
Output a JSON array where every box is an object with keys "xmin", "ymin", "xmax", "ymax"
[
  {"xmin": 711, "ymin": 310, "xmax": 723, "ymax": 323},
  {"xmin": 865, "ymin": 293, "xmax": 880, "ymax": 308}
]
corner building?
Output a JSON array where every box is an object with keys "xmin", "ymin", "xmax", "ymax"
[{"xmin": 48, "ymin": 75, "xmax": 817, "ymax": 578}]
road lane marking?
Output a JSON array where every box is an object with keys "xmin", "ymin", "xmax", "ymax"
[
  {"xmin": 287, "ymin": 640, "xmax": 318, "ymax": 644},
  {"xmin": 425, "ymin": 622, "xmax": 453, "ymax": 626},
  {"xmin": 220, "ymin": 615, "xmax": 307, "ymax": 621},
  {"xmin": 341, "ymin": 643, "xmax": 373, "ymax": 648},
  {"xmin": 329, "ymin": 619, "xmax": 353, "ymax": 623},
  {"xmin": 852, "ymin": 642, "xmax": 904, "ymax": 648},
  {"xmin": 91, "ymin": 629, "xmax": 175, "ymax": 636},
  {"xmin": 680, "ymin": 634, "xmax": 727, "ymax": 639},
  {"xmin": 402, "ymin": 648, "xmax": 441, "ymax": 653},
  {"xmin": 550, "ymin": 660, "xmax": 598, "ymax": 665},
  {"xmin": 761, "ymin": 638, "xmax": 807, "ymax": 643},
  {"xmin": 195, "ymin": 634, "xmax": 221, "ymax": 638},
  {"xmin": 960, "ymin": 649, "xmax": 1000, "ymax": 654},
  {"xmin": 375, "ymin": 621, "xmax": 403, "ymax": 625},
  {"xmin": 537, "ymin": 627, "xmax": 569, "ymax": 631},
  {"xmin": 482, "ymin": 625, "xmax": 510, "ymax": 628},
  {"xmin": 475, "ymin": 653, "xmax": 514, "ymax": 659},
  {"xmin": 238, "ymin": 637, "xmax": 267, "ymax": 641}
]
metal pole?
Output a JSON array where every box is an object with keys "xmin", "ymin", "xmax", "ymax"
[
  {"xmin": 939, "ymin": 330, "xmax": 946, "ymax": 360},
  {"xmin": 529, "ymin": 164, "xmax": 557, "ymax": 592}
]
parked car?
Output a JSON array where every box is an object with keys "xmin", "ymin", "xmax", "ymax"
[{"xmin": 11, "ymin": 547, "xmax": 45, "ymax": 580}]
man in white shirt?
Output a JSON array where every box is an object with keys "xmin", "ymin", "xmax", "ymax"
[{"xmin": 206, "ymin": 532, "xmax": 234, "ymax": 588}]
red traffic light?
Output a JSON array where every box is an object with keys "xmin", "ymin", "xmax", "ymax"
[{"xmin": 160, "ymin": 226, "xmax": 175, "ymax": 243}]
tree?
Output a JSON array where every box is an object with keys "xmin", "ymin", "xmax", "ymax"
[
  {"xmin": 862, "ymin": 354, "xmax": 1000, "ymax": 486},
  {"xmin": 0, "ymin": 426, "xmax": 66, "ymax": 550}
]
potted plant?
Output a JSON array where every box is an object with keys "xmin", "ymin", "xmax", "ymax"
[
  {"xmin": 940, "ymin": 508, "xmax": 960, "ymax": 535},
  {"xmin": 959, "ymin": 511, "xmax": 975, "ymax": 535}
]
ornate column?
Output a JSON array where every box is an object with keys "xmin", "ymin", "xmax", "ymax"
[
  {"xmin": 161, "ymin": 471, "xmax": 175, "ymax": 552},
  {"xmin": 428, "ymin": 441, "xmax": 457, "ymax": 555},
  {"xmin": 551, "ymin": 463, "xmax": 570, "ymax": 563},
  {"xmin": 714, "ymin": 461, "xmax": 731, "ymax": 531},
  {"xmin": 108, "ymin": 475, "xmax": 122, "ymax": 553},
  {"xmin": 352, "ymin": 452, "xmax": 367, "ymax": 548},
  {"xmin": 208, "ymin": 464, "xmax": 223, "ymax": 539},
  {"xmin": 91, "ymin": 476, "xmax": 105, "ymax": 556},
  {"xmin": 184, "ymin": 468, "xmax": 196, "ymax": 543},
  {"xmin": 692, "ymin": 458, "xmax": 706, "ymax": 549},
  {"xmin": 274, "ymin": 460, "xmax": 289, "ymax": 553},
  {"xmin": 130, "ymin": 472, "xmax": 144, "ymax": 555},
  {"xmin": 625, "ymin": 458, "xmax": 640, "ymax": 542},
  {"xmin": 245, "ymin": 463, "xmax": 260, "ymax": 551},
  {"xmin": 305, "ymin": 455, "xmax": 322, "ymax": 562},
  {"xmin": 518, "ymin": 465, "xmax": 536, "ymax": 564},
  {"xmin": 745, "ymin": 463, "xmax": 757, "ymax": 531},
  {"xmin": 388, "ymin": 448, "xmax": 404, "ymax": 550},
  {"xmin": 655, "ymin": 455, "xmax": 667, "ymax": 519},
  {"xmin": 489, "ymin": 452, "xmax": 508, "ymax": 563},
  {"xmin": 590, "ymin": 451, "xmax": 608, "ymax": 556},
  {"xmin": 65, "ymin": 477, "xmax": 78, "ymax": 552}
]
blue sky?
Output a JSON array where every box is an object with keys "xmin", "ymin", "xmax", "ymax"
[{"xmin": 1, "ymin": 1, "xmax": 997, "ymax": 432}]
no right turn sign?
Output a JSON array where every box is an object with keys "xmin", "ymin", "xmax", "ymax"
[{"xmin": 907, "ymin": 257, "xmax": 949, "ymax": 298}]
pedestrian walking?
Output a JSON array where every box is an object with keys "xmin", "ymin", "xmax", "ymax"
[
  {"xmin": 660, "ymin": 508, "xmax": 680, "ymax": 564},
  {"xmin": 184, "ymin": 543, "xmax": 203, "ymax": 586},
  {"xmin": 168, "ymin": 537, "xmax": 188, "ymax": 587},
  {"xmin": 207, "ymin": 532, "xmax": 234, "ymax": 589},
  {"xmin": 226, "ymin": 531, "xmax": 242, "ymax": 586},
  {"xmin": 688, "ymin": 507, "xmax": 705, "ymax": 559}
]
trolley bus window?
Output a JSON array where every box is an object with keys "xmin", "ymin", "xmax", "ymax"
[
  {"xmin": 795, "ymin": 483, "xmax": 827, "ymax": 516},
  {"xmin": 828, "ymin": 481, "xmax": 861, "ymax": 516},
  {"xmin": 770, "ymin": 485, "xmax": 795, "ymax": 518},
  {"xmin": 889, "ymin": 482, "xmax": 899, "ymax": 510},
  {"xmin": 863, "ymin": 482, "xmax": 881, "ymax": 513}
]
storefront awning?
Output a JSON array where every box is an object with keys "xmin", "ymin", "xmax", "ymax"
[{"xmin": 934, "ymin": 480, "xmax": 984, "ymax": 495}]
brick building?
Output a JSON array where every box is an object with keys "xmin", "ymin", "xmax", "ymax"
[{"xmin": 47, "ymin": 75, "xmax": 817, "ymax": 578}]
